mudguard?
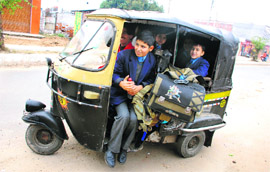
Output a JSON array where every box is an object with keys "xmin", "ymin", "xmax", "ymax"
[
  {"xmin": 181, "ymin": 113, "xmax": 225, "ymax": 147},
  {"xmin": 22, "ymin": 110, "xmax": 68, "ymax": 140},
  {"xmin": 185, "ymin": 113, "xmax": 224, "ymax": 129}
]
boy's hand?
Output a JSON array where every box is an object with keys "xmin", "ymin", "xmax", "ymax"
[
  {"xmin": 127, "ymin": 85, "xmax": 143, "ymax": 96},
  {"xmin": 119, "ymin": 75, "xmax": 135, "ymax": 91}
]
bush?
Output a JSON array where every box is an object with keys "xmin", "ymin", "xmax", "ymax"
[{"xmin": 251, "ymin": 36, "xmax": 268, "ymax": 61}]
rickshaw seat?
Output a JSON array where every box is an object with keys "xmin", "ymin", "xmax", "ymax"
[
  {"xmin": 203, "ymin": 77, "xmax": 211, "ymax": 81},
  {"xmin": 203, "ymin": 77, "xmax": 213, "ymax": 88},
  {"xmin": 195, "ymin": 75, "xmax": 212, "ymax": 88},
  {"xmin": 25, "ymin": 99, "xmax": 46, "ymax": 112}
]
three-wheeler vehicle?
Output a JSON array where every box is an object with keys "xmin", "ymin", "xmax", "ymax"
[{"xmin": 22, "ymin": 9, "xmax": 239, "ymax": 158}]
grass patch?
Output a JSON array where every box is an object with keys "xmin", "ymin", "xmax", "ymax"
[
  {"xmin": 41, "ymin": 33, "xmax": 66, "ymax": 38},
  {"xmin": 56, "ymin": 33, "xmax": 65, "ymax": 37}
]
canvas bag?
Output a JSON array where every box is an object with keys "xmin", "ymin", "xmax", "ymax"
[{"xmin": 147, "ymin": 68, "xmax": 205, "ymax": 121}]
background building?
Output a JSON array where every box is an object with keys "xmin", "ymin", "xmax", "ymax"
[{"xmin": 2, "ymin": 0, "xmax": 41, "ymax": 34}]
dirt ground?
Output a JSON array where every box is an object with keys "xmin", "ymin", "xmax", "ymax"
[
  {"xmin": 4, "ymin": 35, "xmax": 69, "ymax": 47},
  {"xmin": 0, "ymin": 66, "xmax": 269, "ymax": 172}
]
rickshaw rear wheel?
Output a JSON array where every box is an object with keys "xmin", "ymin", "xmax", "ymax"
[
  {"xmin": 25, "ymin": 124, "xmax": 63, "ymax": 155},
  {"xmin": 176, "ymin": 131, "xmax": 205, "ymax": 158}
]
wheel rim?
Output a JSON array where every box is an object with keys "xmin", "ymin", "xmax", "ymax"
[
  {"xmin": 187, "ymin": 136, "xmax": 200, "ymax": 150},
  {"xmin": 36, "ymin": 129, "xmax": 54, "ymax": 145}
]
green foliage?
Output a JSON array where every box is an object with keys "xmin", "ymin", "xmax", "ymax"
[
  {"xmin": 251, "ymin": 36, "xmax": 268, "ymax": 61},
  {"xmin": 100, "ymin": 0, "xmax": 164, "ymax": 12},
  {"xmin": 56, "ymin": 33, "xmax": 65, "ymax": 38},
  {"xmin": 1, "ymin": 0, "xmax": 25, "ymax": 13},
  {"xmin": 251, "ymin": 36, "xmax": 267, "ymax": 51},
  {"xmin": 0, "ymin": 0, "xmax": 31, "ymax": 50}
]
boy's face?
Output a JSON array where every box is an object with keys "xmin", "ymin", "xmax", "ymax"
[
  {"xmin": 190, "ymin": 45, "xmax": 205, "ymax": 59},
  {"xmin": 155, "ymin": 34, "xmax": 167, "ymax": 46},
  {"xmin": 134, "ymin": 39, "xmax": 154, "ymax": 57},
  {"xmin": 120, "ymin": 28, "xmax": 133, "ymax": 47}
]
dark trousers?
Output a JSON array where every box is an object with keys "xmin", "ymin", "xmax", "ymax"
[{"xmin": 108, "ymin": 101, "xmax": 137, "ymax": 153}]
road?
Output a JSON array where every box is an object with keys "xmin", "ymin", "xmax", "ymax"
[{"xmin": 0, "ymin": 65, "xmax": 269, "ymax": 172}]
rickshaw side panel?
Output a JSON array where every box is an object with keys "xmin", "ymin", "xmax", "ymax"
[
  {"xmin": 211, "ymin": 31, "xmax": 239, "ymax": 92},
  {"xmin": 49, "ymin": 70, "xmax": 110, "ymax": 152},
  {"xmin": 203, "ymin": 90, "xmax": 231, "ymax": 118},
  {"xmin": 62, "ymin": 97, "xmax": 109, "ymax": 151}
]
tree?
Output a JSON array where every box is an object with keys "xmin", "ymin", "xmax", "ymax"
[
  {"xmin": 100, "ymin": 0, "xmax": 164, "ymax": 12},
  {"xmin": 251, "ymin": 36, "xmax": 268, "ymax": 61},
  {"xmin": 0, "ymin": 0, "xmax": 31, "ymax": 50}
]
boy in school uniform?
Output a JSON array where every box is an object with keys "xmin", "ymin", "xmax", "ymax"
[
  {"xmin": 186, "ymin": 43, "xmax": 209, "ymax": 77},
  {"xmin": 105, "ymin": 30, "xmax": 156, "ymax": 168}
]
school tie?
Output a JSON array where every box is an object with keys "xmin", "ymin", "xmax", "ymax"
[
  {"xmin": 138, "ymin": 55, "xmax": 147, "ymax": 63},
  {"xmin": 156, "ymin": 43, "xmax": 161, "ymax": 50}
]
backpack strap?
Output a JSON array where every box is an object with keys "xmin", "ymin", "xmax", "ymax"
[
  {"xmin": 164, "ymin": 65, "xmax": 199, "ymax": 83},
  {"xmin": 132, "ymin": 84, "xmax": 154, "ymax": 132}
]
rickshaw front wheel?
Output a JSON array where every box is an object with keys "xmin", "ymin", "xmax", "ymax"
[
  {"xmin": 25, "ymin": 124, "xmax": 64, "ymax": 155},
  {"xmin": 176, "ymin": 131, "xmax": 205, "ymax": 158}
]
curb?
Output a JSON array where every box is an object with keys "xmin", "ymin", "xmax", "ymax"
[
  {"xmin": 3, "ymin": 31, "xmax": 45, "ymax": 39},
  {"xmin": 235, "ymin": 56, "xmax": 270, "ymax": 66},
  {"xmin": 5, "ymin": 44, "xmax": 64, "ymax": 53},
  {"xmin": 0, "ymin": 53, "xmax": 57, "ymax": 67}
]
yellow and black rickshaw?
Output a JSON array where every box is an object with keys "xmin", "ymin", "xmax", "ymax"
[{"xmin": 22, "ymin": 9, "xmax": 239, "ymax": 158}]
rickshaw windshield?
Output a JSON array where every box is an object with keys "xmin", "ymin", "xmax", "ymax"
[{"xmin": 59, "ymin": 20, "xmax": 114, "ymax": 70}]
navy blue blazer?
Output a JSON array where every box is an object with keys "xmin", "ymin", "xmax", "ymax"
[
  {"xmin": 110, "ymin": 49, "xmax": 156, "ymax": 106},
  {"xmin": 186, "ymin": 57, "xmax": 210, "ymax": 77}
]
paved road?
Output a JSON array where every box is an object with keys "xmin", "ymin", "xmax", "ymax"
[{"xmin": 0, "ymin": 65, "xmax": 269, "ymax": 172}]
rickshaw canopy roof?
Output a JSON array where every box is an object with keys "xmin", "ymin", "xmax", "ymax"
[{"xmin": 91, "ymin": 8, "xmax": 238, "ymax": 45}]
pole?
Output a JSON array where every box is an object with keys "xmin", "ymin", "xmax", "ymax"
[
  {"xmin": 209, "ymin": 0, "xmax": 215, "ymax": 21},
  {"xmin": 167, "ymin": 0, "xmax": 172, "ymax": 14}
]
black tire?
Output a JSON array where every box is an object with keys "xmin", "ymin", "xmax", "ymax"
[
  {"xmin": 176, "ymin": 131, "xmax": 206, "ymax": 158},
  {"xmin": 25, "ymin": 124, "xmax": 63, "ymax": 155}
]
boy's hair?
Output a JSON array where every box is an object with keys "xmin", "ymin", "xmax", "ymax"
[
  {"xmin": 193, "ymin": 42, "xmax": 206, "ymax": 52},
  {"xmin": 137, "ymin": 30, "xmax": 155, "ymax": 47}
]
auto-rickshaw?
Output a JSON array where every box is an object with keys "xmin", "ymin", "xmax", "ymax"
[{"xmin": 22, "ymin": 9, "xmax": 239, "ymax": 158}]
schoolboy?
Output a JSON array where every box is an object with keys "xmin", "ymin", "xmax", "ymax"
[
  {"xmin": 105, "ymin": 30, "xmax": 156, "ymax": 168},
  {"xmin": 186, "ymin": 43, "xmax": 209, "ymax": 77},
  {"xmin": 154, "ymin": 33, "xmax": 167, "ymax": 50}
]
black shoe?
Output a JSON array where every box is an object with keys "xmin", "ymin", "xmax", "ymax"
[
  {"xmin": 105, "ymin": 150, "xmax": 115, "ymax": 168},
  {"xmin": 117, "ymin": 149, "xmax": 127, "ymax": 164}
]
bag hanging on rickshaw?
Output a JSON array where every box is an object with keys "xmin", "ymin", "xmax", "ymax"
[{"xmin": 147, "ymin": 72, "xmax": 205, "ymax": 122}]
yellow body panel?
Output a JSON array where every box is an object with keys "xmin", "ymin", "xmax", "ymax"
[
  {"xmin": 53, "ymin": 16, "xmax": 126, "ymax": 86},
  {"xmin": 204, "ymin": 90, "xmax": 231, "ymax": 100}
]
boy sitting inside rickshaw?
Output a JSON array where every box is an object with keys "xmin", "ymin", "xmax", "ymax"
[
  {"xmin": 186, "ymin": 42, "xmax": 210, "ymax": 77},
  {"xmin": 118, "ymin": 25, "xmax": 135, "ymax": 52}
]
